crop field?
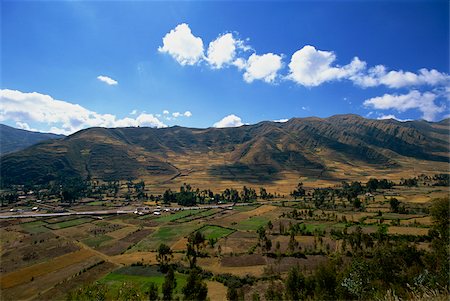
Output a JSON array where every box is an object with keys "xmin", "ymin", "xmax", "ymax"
[
  {"xmin": 45, "ymin": 217, "xmax": 95, "ymax": 230},
  {"xmin": 99, "ymin": 266, "xmax": 188, "ymax": 299},
  {"xmin": 197, "ymin": 225, "xmax": 235, "ymax": 240},
  {"xmin": 0, "ymin": 181, "xmax": 448, "ymax": 300}
]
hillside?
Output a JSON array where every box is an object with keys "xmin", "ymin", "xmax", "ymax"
[
  {"xmin": 1, "ymin": 115, "xmax": 449, "ymax": 191},
  {"xmin": 0, "ymin": 124, "xmax": 64, "ymax": 155}
]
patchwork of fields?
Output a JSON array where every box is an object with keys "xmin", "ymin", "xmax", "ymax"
[{"xmin": 0, "ymin": 184, "xmax": 446, "ymax": 300}]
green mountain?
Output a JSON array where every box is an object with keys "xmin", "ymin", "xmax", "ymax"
[
  {"xmin": 1, "ymin": 115, "xmax": 448, "ymax": 188},
  {"xmin": 0, "ymin": 124, "xmax": 64, "ymax": 155}
]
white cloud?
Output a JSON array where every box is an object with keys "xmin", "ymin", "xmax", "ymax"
[
  {"xmin": 233, "ymin": 57, "xmax": 246, "ymax": 70},
  {"xmin": 207, "ymin": 33, "xmax": 240, "ymax": 69},
  {"xmin": 172, "ymin": 112, "xmax": 182, "ymax": 118},
  {"xmin": 184, "ymin": 111, "xmax": 192, "ymax": 117},
  {"xmin": 353, "ymin": 67, "xmax": 449, "ymax": 88},
  {"xmin": 130, "ymin": 109, "xmax": 137, "ymax": 115},
  {"xmin": 273, "ymin": 118, "xmax": 289, "ymax": 123},
  {"xmin": 0, "ymin": 89, "xmax": 167, "ymax": 135},
  {"xmin": 213, "ymin": 114, "xmax": 244, "ymax": 128},
  {"xmin": 158, "ymin": 23, "xmax": 204, "ymax": 66},
  {"xmin": 363, "ymin": 90, "xmax": 445, "ymax": 121},
  {"xmin": 376, "ymin": 114, "xmax": 410, "ymax": 122},
  {"xmin": 163, "ymin": 110, "xmax": 169, "ymax": 115},
  {"xmin": 243, "ymin": 53, "xmax": 283, "ymax": 83},
  {"xmin": 97, "ymin": 75, "xmax": 118, "ymax": 85},
  {"xmin": 15, "ymin": 121, "xmax": 38, "ymax": 132},
  {"xmin": 287, "ymin": 45, "xmax": 365, "ymax": 86}
]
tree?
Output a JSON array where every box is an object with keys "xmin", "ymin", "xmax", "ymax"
[
  {"xmin": 66, "ymin": 282, "xmax": 107, "ymax": 301},
  {"xmin": 186, "ymin": 231, "xmax": 205, "ymax": 268},
  {"xmin": 162, "ymin": 267, "xmax": 177, "ymax": 301},
  {"xmin": 291, "ymin": 182, "xmax": 306, "ymax": 199},
  {"xmin": 389, "ymin": 198, "xmax": 400, "ymax": 213},
  {"xmin": 227, "ymin": 286, "xmax": 238, "ymax": 301},
  {"xmin": 182, "ymin": 269, "xmax": 208, "ymax": 301},
  {"xmin": 116, "ymin": 282, "xmax": 144, "ymax": 301},
  {"xmin": 428, "ymin": 197, "xmax": 450, "ymax": 285},
  {"xmin": 148, "ymin": 282, "xmax": 159, "ymax": 301},
  {"xmin": 285, "ymin": 265, "xmax": 306, "ymax": 301},
  {"xmin": 157, "ymin": 244, "xmax": 173, "ymax": 273},
  {"xmin": 265, "ymin": 281, "xmax": 284, "ymax": 301}
]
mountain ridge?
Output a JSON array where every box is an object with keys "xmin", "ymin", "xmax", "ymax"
[{"xmin": 1, "ymin": 114, "xmax": 448, "ymax": 189}]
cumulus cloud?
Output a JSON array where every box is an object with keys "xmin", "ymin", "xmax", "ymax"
[
  {"xmin": 273, "ymin": 118, "xmax": 289, "ymax": 123},
  {"xmin": 97, "ymin": 75, "xmax": 118, "ymax": 85},
  {"xmin": 354, "ymin": 67, "xmax": 449, "ymax": 89},
  {"xmin": 163, "ymin": 110, "xmax": 169, "ymax": 115},
  {"xmin": 213, "ymin": 114, "xmax": 244, "ymax": 128},
  {"xmin": 172, "ymin": 112, "xmax": 182, "ymax": 118},
  {"xmin": 0, "ymin": 89, "xmax": 167, "ymax": 135},
  {"xmin": 130, "ymin": 109, "xmax": 137, "ymax": 115},
  {"xmin": 206, "ymin": 33, "xmax": 249, "ymax": 69},
  {"xmin": 158, "ymin": 23, "xmax": 204, "ymax": 66},
  {"xmin": 207, "ymin": 33, "xmax": 237, "ymax": 69},
  {"xmin": 184, "ymin": 111, "xmax": 192, "ymax": 117},
  {"xmin": 363, "ymin": 90, "xmax": 445, "ymax": 121},
  {"xmin": 16, "ymin": 121, "xmax": 38, "ymax": 132},
  {"xmin": 287, "ymin": 45, "xmax": 365, "ymax": 86},
  {"xmin": 243, "ymin": 53, "xmax": 283, "ymax": 83},
  {"xmin": 376, "ymin": 114, "xmax": 410, "ymax": 122}
]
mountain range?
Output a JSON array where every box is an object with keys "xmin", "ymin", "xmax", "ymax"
[
  {"xmin": 1, "ymin": 115, "xmax": 449, "ymax": 191},
  {"xmin": 0, "ymin": 124, "xmax": 64, "ymax": 155}
]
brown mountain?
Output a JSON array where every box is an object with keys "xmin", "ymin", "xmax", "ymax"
[
  {"xmin": 1, "ymin": 115, "xmax": 448, "ymax": 191},
  {"xmin": 0, "ymin": 124, "xmax": 64, "ymax": 155}
]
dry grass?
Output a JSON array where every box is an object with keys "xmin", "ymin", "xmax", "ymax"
[
  {"xmin": 0, "ymin": 249, "xmax": 95, "ymax": 289},
  {"xmin": 206, "ymin": 281, "xmax": 227, "ymax": 301},
  {"xmin": 388, "ymin": 226, "xmax": 429, "ymax": 236}
]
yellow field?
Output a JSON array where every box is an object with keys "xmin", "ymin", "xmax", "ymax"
[
  {"xmin": 206, "ymin": 280, "xmax": 227, "ymax": 301},
  {"xmin": 107, "ymin": 226, "xmax": 138, "ymax": 239},
  {"xmin": 388, "ymin": 226, "xmax": 430, "ymax": 236},
  {"xmin": 0, "ymin": 249, "xmax": 95, "ymax": 289}
]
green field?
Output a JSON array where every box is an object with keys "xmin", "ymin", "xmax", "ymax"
[
  {"xmin": 198, "ymin": 225, "xmax": 235, "ymax": 240},
  {"xmin": 176, "ymin": 209, "xmax": 217, "ymax": 223},
  {"xmin": 99, "ymin": 266, "xmax": 188, "ymax": 299},
  {"xmin": 129, "ymin": 224, "xmax": 199, "ymax": 251},
  {"xmin": 233, "ymin": 205, "xmax": 260, "ymax": 212},
  {"xmin": 153, "ymin": 210, "xmax": 201, "ymax": 222},
  {"xmin": 45, "ymin": 217, "xmax": 94, "ymax": 230},
  {"xmin": 82, "ymin": 234, "xmax": 113, "ymax": 248},
  {"xmin": 20, "ymin": 220, "xmax": 49, "ymax": 233},
  {"xmin": 234, "ymin": 216, "xmax": 269, "ymax": 231}
]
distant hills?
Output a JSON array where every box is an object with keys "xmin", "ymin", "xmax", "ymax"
[
  {"xmin": 0, "ymin": 124, "xmax": 64, "ymax": 155},
  {"xmin": 1, "ymin": 115, "xmax": 449, "ymax": 189}
]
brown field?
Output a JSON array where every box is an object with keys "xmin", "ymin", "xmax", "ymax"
[
  {"xmin": 212, "ymin": 205, "xmax": 278, "ymax": 227},
  {"xmin": 218, "ymin": 230, "xmax": 258, "ymax": 254},
  {"xmin": 106, "ymin": 225, "xmax": 139, "ymax": 240},
  {"xmin": 0, "ymin": 248, "xmax": 96, "ymax": 289},
  {"xmin": 206, "ymin": 280, "xmax": 228, "ymax": 301},
  {"xmin": 32, "ymin": 261, "xmax": 117, "ymax": 301},
  {"xmin": 2, "ymin": 256, "xmax": 103, "ymax": 301},
  {"xmin": 388, "ymin": 226, "xmax": 430, "ymax": 236}
]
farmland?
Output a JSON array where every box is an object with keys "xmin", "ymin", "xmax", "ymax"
[{"xmin": 0, "ymin": 176, "xmax": 448, "ymax": 300}]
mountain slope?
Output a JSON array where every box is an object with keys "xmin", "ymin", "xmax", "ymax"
[
  {"xmin": 1, "ymin": 115, "xmax": 448, "ymax": 188},
  {"xmin": 0, "ymin": 124, "xmax": 64, "ymax": 155}
]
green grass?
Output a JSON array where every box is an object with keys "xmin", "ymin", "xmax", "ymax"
[
  {"xmin": 303, "ymin": 223, "xmax": 327, "ymax": 232},
  {"xmin": 153, "ymin": 210, "xmax": 200, "ymax": 222},
  {"xmin": 82, "ymin": 234, "xmax": 113, "ymax": 248},
  {"xmin": 129, "ymin": 224, "xmax": 199, "ymax": 251},
  {"xmin": 99, "ymin": 266, "xmax": 188, "ymax": 299},
  {"xmin": 233, "ymin": 205, "xmax": 260, "ymax": 212},
  {"xmin": 176, "ymin": 209, "xmax": 217, "ymax": 223},
  {"xmin": 198, "ymin": 225, "xmax": 235, "ymax": 240},
  {"xmin": 45, "ymin": 217, "xmax": 93, "ymax": 230},
  {"xmin": 21, "ymin": 220, "xmax": 49, "ymax": 233},
  {"xmin": 235, "ymin": 216, "xmax": 269, "ymax": 231}
]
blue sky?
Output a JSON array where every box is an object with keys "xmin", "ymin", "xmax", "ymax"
[{"xmin": 1, "ymin": 0, "xmax": 449, "ymax": 134}]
